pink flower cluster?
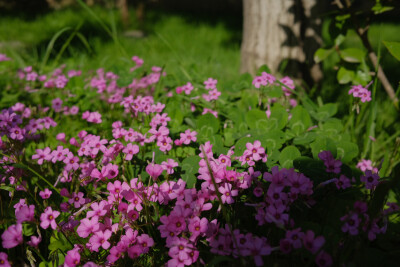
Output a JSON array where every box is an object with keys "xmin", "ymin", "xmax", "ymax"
[
  {"xmin": 340, "ymin": 201, "xmax": 391, "ymax": 240},
  {"xmin": 357, "ymin": 159, "xmax": 378, "ymax": 173},
  {"xmin": 0, "ymin": 107, "xmax": 56, "ymax": 142},
  {"xmin": 254, "ymin": 166, "xmax": 313, "ymax": 227},
  {"xmin": 318, "ymin": 151, "xmax": 342, "ymax": 174},
  {"xmin": 82, "ymin": 111, "xmax": 102, "ymax": 124},
  {"xmin": 252, "ymin": 72, "xmax": 276, "ymax": 88},
  {"xmin": 348, "ymin": 84, "xmax": 372, "ymax": 102}
]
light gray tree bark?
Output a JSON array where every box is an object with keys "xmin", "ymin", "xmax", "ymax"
[{"xmin": 240, "ymin": 0, "xmax": 324, "ymax": 83}]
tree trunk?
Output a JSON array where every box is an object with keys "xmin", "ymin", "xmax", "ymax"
[
  {"xmin": 240, "ymin": 0, "xmax": 324, "ymax": 83},
  {"xmin": 118, "ymin": 0, "xmax": 130, "ymax": 29}
]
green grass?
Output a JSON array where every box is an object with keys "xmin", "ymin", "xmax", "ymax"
[{"xmin": 0, "ymin": 6, "xmax": 241, "ymax": 89}]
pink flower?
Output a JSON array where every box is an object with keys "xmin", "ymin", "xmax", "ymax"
[
  {"xmin": 161, "ymin": 159, "xmax": 179, "ymax": 174},
  {"xmin": 0, "ymin": 53, "xmax": 11, "ymax": 62},
  {"xmin": 280, "ymin": 76, "xmax": 295, "ymax": 96},
  {"xmin": 204, "ymin": 78, "xmax": 217, "ymax": 90},
  {"xmin": 360, "ymin": 170, "xmax": 380, "ymax": 189},
  {"xmin": 0, "ymin": 252, "xmax": 11, "ymax": 267},
  {"xmin": 1, "ymin": 224, "xmax": 23, "ymax": 249},
  {"xmin": 315, "ymin": 251, "xmax": 333, "ymax": 267},
  {"xmin": 349, "ymin": 84, "xmax": 372, "ymax": 102},
  {"xmin": 303, "ymin": 230, "xmax": 325, "ymax": 254},
  {"xmin": 123, "ymin": 143, "xmax": 139, "ymax": 160},
  {"xmin": 341, "ymin": 212, "xmax": 360, "ymax": 235},
  {"xmin": 357, "ymin": 159, "xmax": 378, "ymax": 173},
  {"xmin": 39, "ymin": 188, "xmax": 52, "ymax": 199},
  {"xmin": 52, "ymin": 98, "xmax": 63, "ymax": 112},
  {"xmin": 202, "ymin": 108, "xmax": 218, "ymax": 118},
  {"xmin": 77, "ymin": 217, "xmax": 100, "ymax": 238},
  {"xmin": 27, "ymin": 236, "xmax": 41, "ymax": 248},
  {"xmin": 219, "ymin": 183, "xmax": 238, "ymax": 204},
  {"xmin": 188, "ymin": 217, "xmax": 208, "ymax": 241},
  {"xmin": 137, "ymin": 234, "xmax": 154, "ymax": 253},
  {"xmin": 252, "ymin": 72, "xmax": 276, "ymax": 88},
  {"xmin": 89, "ymin": 230, "xmax": 112, "ymax": 251},
  {"xmin": 245, "ymin": 140, "xmax": 265, "ymax": 161},
  {"xmin": 32, "ymin": 147, "xmax": 52, "ymax": 165},
  {"xmin": 16, "ymin": 204, "xmax": 35, "ymax": 223},
  {"xmin": 64, "ymin": 249, "xmax": 80, "ymax": 267},
  {"xmin": 245, "ymin": 236, "xmax": 271, "ymax": 266},
  {"xmin": 63, "ymin": 153, "xmax": 80, "ymax": 171},
  {"xmin": 146, "ymin": 162, "xmax": 164, "ymax": 181},
  {"xmin": 180, "ymin": 129, "xmax": 197, "ymax": 145},
  {"xmin": 333, "ymin": 175, "xmax": 351, "ymax": 190},
  {"xmin": 69, "ymin": 192, "xmax": 86, "ymax": 208},
  {"xmin": 40, "ymin": 207, "xmax": 60, "ymax": 230}
]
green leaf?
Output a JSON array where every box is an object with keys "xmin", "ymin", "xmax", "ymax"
[
  {"xmin": 314, "ymin": 48, "xmax": 334, "ymax": 63},
  {"xmin": 337, "ymin": 67, "xmax": 355, "ymax": 84},
  {"xmin": 257, "ymin": 64, "xmax": 271, "ymax": 75},
  {"xmin": 336, "ymin": 141, "xmax": 359, "ymax": 163},
  {"xmin": 0, "ymin": 185, "xmax": 15, "ymax": 192},
  {"xmin": 245, "ymin": 109, "xmax": 268, "ymax": 130},
  {"xmin": 310, "ymin": 136, "xmax": 337, "ymax": 159},
  {"xmin": 340, "ymin": 48, "xmax": 366, "ymax": 63},
  {"xmin": 372, "ymin": 2, "xmax": 394, "ymax": 14},
  {"xmin": 293, "ymin": 132, "xmax": 317, "ymax": 145},
  {"xmin": 288, "ymin": 106, "xmax": 312, "ymax": 135},
  {"xmin": 181, "ymin": 156, "xmax": 201, "ymax": 188},
  {"xmin": 334, "ymin": 34, "xmax": 346, "ymax": 46},
  {"xmin": 23, "ymin": 224, "xmax": 36, "ymax": 236},
  {"xmin": 383, "ymin": 41, "xmax": 400, "ymax": 61},
  {"xmin": 293, "ymin": 156, "xmax": 330, "ymax": 182},
  {"xmin": 265, "ymin": 85, "xmax": 283, "ymax": 98},
  {"xmin": 197, "ymin": 113, "xmax": 220, "ymax": 134},
  {"xmin": 313, "ymin": 103, "xmax": 337, "ymax": 121},
  {"xmin": 279, "ymin": 146, "xmax": 301, "ymax": 168}
]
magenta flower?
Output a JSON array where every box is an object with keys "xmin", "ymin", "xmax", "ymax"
[
  {"xmin": 218, "ymin": 183, "xmax": 238, "ymax": 204},
  {"xmin": 32, "ymin": 147, "xmax": 52, "ymax": 165},
  {"xmin": 64, "ymin": 249, "xmax": 80, "ymax": 267},
  {"xmin": 161, "ymin": 159, "xmax": 179, "ymax": 174},
  {"xmin": 69, "ymin": 192, "xmax": 86, "ymax": 208},
  {"xmin": 188, "ymin": 217, "xmax": 208, "ymax": 242},
  {"xmin": 136, "ymin": 234, "xmax": 154, "ymax": 254},
  {"xmin": 146, "ymin": 162, "xmax": 163, "ymax": 181},
  {"xmin": 52, "ymin": 98, "xmax": 63, "ymax": 112},
  {"xmin": 39, "ymin": 188, "xmax": 52, "ymax": 199},
  {"xmin": 333, "ymin": 175, "xmax": 351, "ymax": 190},
  {"xmin": 360, "ymin": 170, "xmax": 380, "ymax": 189},
  {"xmin": 357, "ymin": 159, "xmax": 378, "ymax": 173},
  {"xmin": 341, "ymin": 212, "xmax": 360, "ymax": 235},
  {"xmin": 40, "ymin": 207, "xmax": 60, "ymax": 230},
  {"xmin": 245, "ymin": 236, "xmax": 272, "ymax": 266},
  {"xmin": 123, "ymin": 143, "xmax": 139, "ymax": 160},
  {"xmin": 245, "ymin": 140, "xmax": 265, "ymax": 161},
  {"xmin": 0, "ymin": 252, "xmax": 11, "ymax": 267},
  {"xmin": 1, "ymin": 223, "xmax": 23, "ymax": 249},
  {"xmin": 0, "ymin": 53, "xmax": 11, "ymax": 62},
  {"xmin": 63, "ymin": 152, "xmax": 80, "ymax": 171},
  {"xmin": 77, "ymin": 217, "xmax": 100, "ymax": 238},
  {"xmin": 89, "ymin": 230, "xmax": 112, "ymax": 251},
  {"xmin": 15, "ymin": 204, "xmax": 35, "ymax": 223},
  {"xmin": 204, "ymin": 77, "xmax": 217, "ymax": 89},
  {"xmin": 315, "ymin": 250, "xmax": 333, "ymax": 267},
  {"xmin": 27, "ymin": 235, "xmax": 41, "ymax": 248},
  {"xmin": 87, "ymin": 201, "xmax": 109, "ymax": 219},
  {"xmin": 303, "ymin": 230, "xmax": 325, "ymax": 254},
  {"xmin": 180, "ymin": 129, "xmax": 197, "ymax": 145}
]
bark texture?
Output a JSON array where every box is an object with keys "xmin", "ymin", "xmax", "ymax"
[{"xmin": 240, "ymin": 0, "xmax": 324, "ymax": 82}]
